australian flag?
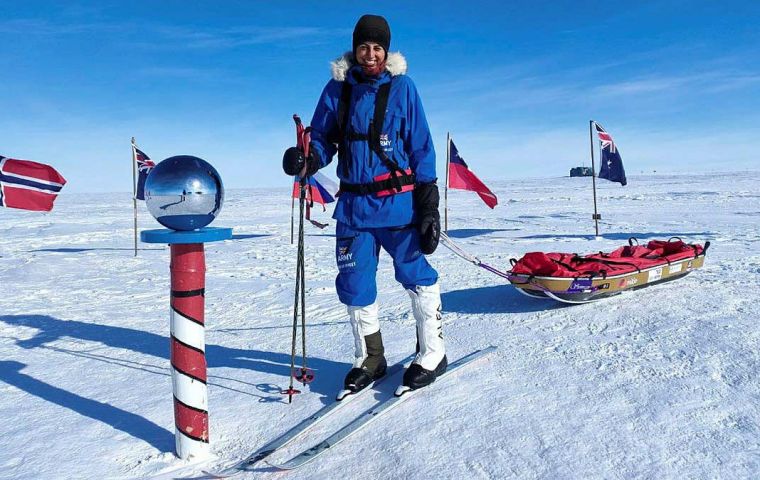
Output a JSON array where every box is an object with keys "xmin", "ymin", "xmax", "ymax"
[
  {"xmin": 594, "ymin": 122, "xmax": 627, "ymax": 186},
  {"xmin": 0, "ymin": 156, "xmax": 67, "ymax": 211},
  {"xmin": 133, "ymin": 146, "xmax": 155, "ymax": 200}
]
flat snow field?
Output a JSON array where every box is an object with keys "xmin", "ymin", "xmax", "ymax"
[{"xmin": 1, "ymin": 172, "xmax": 758, "ymax": 479}]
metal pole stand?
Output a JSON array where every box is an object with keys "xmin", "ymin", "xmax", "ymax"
[{"xmin": 141, "ymin": 226, "xmax": 232, "ymax": 460}]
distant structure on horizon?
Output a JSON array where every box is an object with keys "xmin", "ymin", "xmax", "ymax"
[{"xmin": 570, "ymin": 166, "xmax": 593, "ymax": 177}]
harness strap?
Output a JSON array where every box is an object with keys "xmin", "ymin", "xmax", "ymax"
[
  {"xmin": 337, "ymin": 81, "xmax": 353, "ymax": 140},
  {"xmin": 368, "ymin": 82, "xmax": 408, "ymax": 192},
  {"xmin": 346, "ymin": 131, "xmax": 369, "ymax": 141},
  {"xmin": 334, "ymin": 78, "xmax": 412, "ymax": 193},
  {"xmin": 371, "ymin": 82, "xmax": 391, "ymax": 149},
  {"xmin": 340, "ymin": 172, "xmax": 416, "ymax": 196},
  {"xmin": 335, "ymin": 81, "xmax": 354, "ymax": 178}
]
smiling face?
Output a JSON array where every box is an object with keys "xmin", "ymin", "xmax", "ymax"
[{"xmin": 355, "ymin": 42, "xmax": 386, "ymax": 69}]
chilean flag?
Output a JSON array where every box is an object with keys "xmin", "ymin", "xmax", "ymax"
[
  {"xmin": 0, "ymin": 156, "xmax": 67, "ymax": 212},
  {"xmin": 291, "ymin": 171, "xmax": 338, "ymax": 208},
  {"xmin": 447, "ymin": 140, "xmax": 498, "ymax": 209}
]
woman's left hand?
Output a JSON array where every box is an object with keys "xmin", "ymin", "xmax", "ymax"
[{"xmin": 414, "ymin": 183, "xmax": 441, "ymax": 254}]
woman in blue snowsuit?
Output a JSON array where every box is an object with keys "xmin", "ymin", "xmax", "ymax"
[{"xmin": 283, "ymin": 14, "xmax": 445, "ymax": 395}]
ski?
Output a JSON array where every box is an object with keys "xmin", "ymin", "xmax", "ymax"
[
  {"xmin": 270, "ymin": 346, "xmax": 497, "ymax": 471},
  {"xmin": 203, "ymin": 354, "xmax": 414, "ymax": 478}
]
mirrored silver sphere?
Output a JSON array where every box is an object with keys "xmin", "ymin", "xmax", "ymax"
[{"xmin": 144, "ymin": 155, "xmax": 224, "ymax": 231}]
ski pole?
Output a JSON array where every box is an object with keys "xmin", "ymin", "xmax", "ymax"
[{"xmin": 282, "ymin": 115, "xmax": 315, "ymax": 403}]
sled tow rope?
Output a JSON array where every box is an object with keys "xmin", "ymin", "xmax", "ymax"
[{"xmin": 439, "ymin": 232, "xmax": 512, "ymax": 280}]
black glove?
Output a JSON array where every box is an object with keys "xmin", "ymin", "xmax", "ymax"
[
  {"xmin": 413, "ymin": 182, "xmax": 441, "ymax": 255},
  {"xmin": 282, "ymin": 146, "xmax": 320, "ymax": 177}
]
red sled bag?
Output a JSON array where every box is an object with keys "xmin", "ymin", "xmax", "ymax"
[{"xmin": 510, "ymin": 238, "xmax": 707, "ymax": 279}]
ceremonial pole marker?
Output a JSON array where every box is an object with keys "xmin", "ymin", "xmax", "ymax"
[
  {"xmin": 141, "ymin": 154, "xmax": 231, "ymax": 459},
  {"xmin": 142, "ymin": 227, "xmax": 232, "ymax": 459}
]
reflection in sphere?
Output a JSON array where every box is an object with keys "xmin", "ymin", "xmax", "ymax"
[{"xmin": 144, "ymin": 155, "xmax": 224, "ymax": 231}]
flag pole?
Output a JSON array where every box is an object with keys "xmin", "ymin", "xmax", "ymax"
[
  {"xmin": 131, "ymin": 137, "xmax": 139, "ymax": 256},
  {"xmin": 444, "ymin": 132, "xmax": 450, "ymax": 233},
  {"xmin": 589, "ymin": 121, "xmax": 600, "ymax": 237}
]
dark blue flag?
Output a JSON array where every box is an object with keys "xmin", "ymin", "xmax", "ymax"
[
  {"xmin": 594, "ymin": 122, "xmax": 627, "ymax": 186},
  {"xmin": 133, "ymin": 146, "xmax": 155, "ymax": 200}
]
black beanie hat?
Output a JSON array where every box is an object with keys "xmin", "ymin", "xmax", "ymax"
[{"xmin": 352, "ymin": 14, "xmax": 391, "ymax": 54}]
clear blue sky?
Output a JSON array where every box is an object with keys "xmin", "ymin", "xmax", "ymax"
[{"xmin": 1, "ymin": 1, "xmax": 758, "ymax": 193}]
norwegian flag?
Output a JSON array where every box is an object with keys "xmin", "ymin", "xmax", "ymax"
[
  {"xmin": 594, "ymin": 122, "xmax": 627, "ymax": 186},
  {"xmin": 133, "ymin": 146, "xmax": 155, "ymax": 200},
  {"xmin": 0, "ymin": 156, "xmax": 67, "ymax": 211}
]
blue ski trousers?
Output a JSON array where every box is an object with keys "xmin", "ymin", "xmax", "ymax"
[{"xmin": 335, "ymin": 221, "xmax": 438, "ymax": 307}]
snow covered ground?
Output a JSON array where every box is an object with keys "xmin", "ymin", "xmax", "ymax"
[{"xmin": 1, "ymin": 171, "xmax": 759, "ymax": 479}]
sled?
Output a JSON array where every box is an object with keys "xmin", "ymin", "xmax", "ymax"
[{"xmin": 506, "ymin": 238, "xmax": 709, "ymax": 304}]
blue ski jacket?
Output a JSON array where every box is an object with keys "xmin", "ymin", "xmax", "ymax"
[{"xmin": 309, "ymin": 52, "xmax": 436, "ymax": 228}]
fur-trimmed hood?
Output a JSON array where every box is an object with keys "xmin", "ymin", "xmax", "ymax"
[{"xmin": 330, "ymin": 51, "xmax": 407, "ymax": 81}]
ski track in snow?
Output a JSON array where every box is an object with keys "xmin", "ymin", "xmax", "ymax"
[{"xmin": 1, "ymin": 173, "xmax": 759, "ymax": 479}]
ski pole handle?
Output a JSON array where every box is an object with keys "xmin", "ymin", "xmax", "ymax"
[
  {"xmin": 293, "ymin": 114, "xmax": 304, "ymax": 145},
  {"xmin": 292, "ymin": 114, "xmax": 312, "ymax": 177},
  {"xmin": 302, "ymin": 128, "xmax": 311, "ymax": 158}
]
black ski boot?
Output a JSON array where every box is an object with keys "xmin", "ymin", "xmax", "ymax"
[
  {"xmin": 402, "ymin": 355, "xmax": 448, "ymax": 390},
  {"xmin": 343, "ymin": 360, "xmax": 387, "ymax": 392},
  {"xmin": 338, "ymin": 331, "xmax": 387, "ymax": 400}
]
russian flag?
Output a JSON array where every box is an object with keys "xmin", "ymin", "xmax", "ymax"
[
  {"xmin": 0, "ymin": 156, "xmax": 67, "ymax": 212},
  {"xmin": 292, "ymin": 171, "xmax": 338, "ymax": 208}
]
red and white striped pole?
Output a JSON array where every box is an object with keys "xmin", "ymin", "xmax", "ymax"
[
  {"xmin": 139, "ymin": 154, "xmax": 232, "ymax": 459},
  {"xmin": 142, "ymin": 226, "xmax": 232, "ymax": 460},
  {"xmin": 169, "ymin": 243, "xmax": 209, "ymax": 459}
]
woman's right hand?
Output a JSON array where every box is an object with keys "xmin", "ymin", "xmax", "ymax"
[{"xmin": 283, "ymin": 146, "xmax": 320, "ymax": 177}]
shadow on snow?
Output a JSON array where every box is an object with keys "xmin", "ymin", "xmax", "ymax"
[
  {"xmin": 230, "ymin": 233, "xmax": 270, "ymax": 240},
  {"xmin": 0, "ymin": 314, "xmax": 349, "ymax": 451},
  {"xmin": 445, "ymin": 228, "xmax": 518, "ymax": 239},
  {"xmin": 442, "ymin": 285, "xmax": 565, "ymax": 314},
  {"xmin": 27, "ymin": 234, "xmax": 271, "ymax": 253},
  {"xmin": 30, "ymin": 247, "xmax": 164, "ymax": 253},
  {"xmin": 0, "ymin": 359, "xmax": 174, "ymax": 452}
]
